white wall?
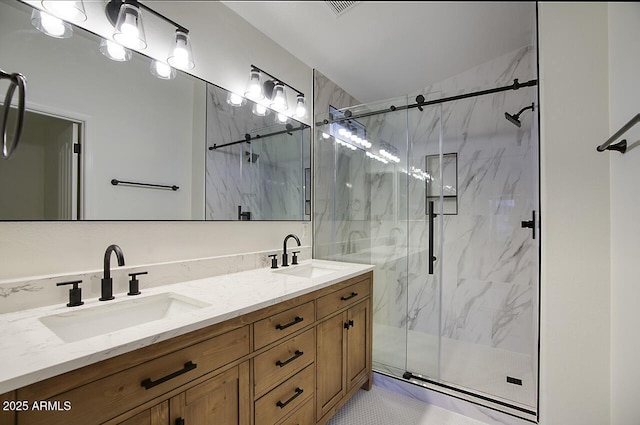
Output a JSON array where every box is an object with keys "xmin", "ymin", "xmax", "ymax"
[
  {"xmin": 609, "ymin": 4, "xmax": 640, "ymax": 425},
  {"xmin": 0, "ymin": 1, "xmax": 313, "ymax": 280},
  {"xmin": 538, "ymin": 3, "xmax": 610, "ymax": 424}
]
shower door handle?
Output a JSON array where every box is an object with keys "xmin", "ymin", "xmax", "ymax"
[
  {"xmin": 521, "ymin": 210, "xmax": 536, "ymax": 239},
  {"xmin": 428, "ymin": 201, "xmax": 437, "ymax": 274}
]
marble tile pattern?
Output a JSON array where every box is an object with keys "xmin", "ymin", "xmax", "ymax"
[
  {"xmin": 0, "ymin": 247, "xmax": 310, "ymax": 314},
  {"xmin": 205, "ymin": 85, "xmax": 308, "ymax": 220},
  {"xmin": 314, "ymin": 46, "xmax": 539, "ymax": 408},
  {"xmin": 0, "ymin": 259, "xmax": 373, "ymax": 393}
]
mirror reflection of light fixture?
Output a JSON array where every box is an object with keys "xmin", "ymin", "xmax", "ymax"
[
  {"xmin": 245, "ymin": 68, "xmax": 264, "ymax": 101},
  {"xmin": 113, "ymin": 2, "xmax": 147, "ymax": 50},
  {"xmin": 226, "ymin": 92, "xmax": 246, "ymax": 107},
  {"xmin": 150, "ymin": 60, "xmax": 176, "ymax": 80},
  {"xmin": 100, "ymin": 39, "xmax": 132, "ymax": 62},
  {"xmin": 41, "ymin": 1, "xmax": 87, "ymax": 22},
  {"xmin": 31, "ymin": 9, "xmax": 73, "ymax": 38},
  {"xmin": 167, "ymin": 29, "xmax": 194, "ymax": 70},
  {"xmin": 276, "ymin": 112, "xmax": 289, "ymax": 124},
  {"xmin": 252, "ymin": 103, "xmax": 270, "ymax": 117}
]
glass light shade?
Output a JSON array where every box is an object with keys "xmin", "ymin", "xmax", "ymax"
[
  {"xmin": 270, "ymin": 82, "xmax": 288, "ymax": 112},
  {"xmin": 295, "ymin": 94, "xmax": 306, "ymax": 118},
  {"xmin": 167, "ymin": 30, "xmax": 195, "ymax": 70},
  {"xmin": 42, "ymin": 1, "xmax": 87, "ymax": 22},
  {"xmin": 31, "ymin": 9, "xmax": 72, "ymax": 38},
  {"xmin": 99, "ymin": 39, "xmax": 132, "ymax": 61},
  {"xmin": 150, "ymin": 60, "xmax": 176, "ymax": 80},
  {"xmin": 244, "ymin": 69, "xmax": 264, "ymax": 101},
  {"xmin": 113, "ymin": 3, "xmax": 147, "ymax": 50},
  {"xmin": 226, "ymin": 92, "xmax": 246, "ymax": 107},
  {"xmin": 275, "ymin": 112, "xmax": 289, "ymax": 124},
  {"xmin": 252, "ymin": 103, "xmax": 270, "ymax": 117}
]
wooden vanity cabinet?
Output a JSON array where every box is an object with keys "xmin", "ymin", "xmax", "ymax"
[{"xmin": 9, "ymin": 270, "xmax": 372, "ymax": 425}]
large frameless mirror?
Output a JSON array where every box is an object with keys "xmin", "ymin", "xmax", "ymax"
[{"xmin": 0, "ymin": 0, "xmax": 310, "ymax": 221}]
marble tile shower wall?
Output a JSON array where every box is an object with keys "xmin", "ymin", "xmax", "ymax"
[
  {"xmin": 405, "ymin": 45, "xmax": 537, "ymax": 355},
  {"xmin": 205, "ymin": 87, "xmax": 304, "ymax": 220}
]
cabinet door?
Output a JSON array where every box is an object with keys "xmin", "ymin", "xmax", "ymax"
[
  {"xmin": 115, "ymin": 402, "xmax": 169, "ymax": 425},
  {"xmin": 170, "ymin": 363, "xmax": 249, "ymax": 425},
  {"xmin": 316, "ymin": 312, "xmax": 345, "ymax": 420},
  {"xmin": 346, "ymin": 300, "xmax": 369, "ymax": 391}
]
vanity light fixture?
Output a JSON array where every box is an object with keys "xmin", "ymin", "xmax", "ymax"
[
  {"xmin": 105, "ymin": 0, "xmax": 195, "ymax": 71},
  {"xmin": 245, "ymin": 67, "xmax": 264, "ymax": 101},
  {"xmin": 167, "ymin": 29, "xmax": 195, "ymax": 70},
  {"xmin": 295, "ymin": 94, "xmax": 306, "ymax": 118},
  {"xmin": 41, "ymin": 0, "xmax": 87, "ymax": 22},
  {"xmin": 150, "ymin": 60, "xmax": 176, "ymax": 80},
  {"xmin": 100, "ymin": 39, "xmax": 132, "ymax": 62},
  {"xmin": 270, "ymin": 82, "xmax": 288, "ymax": 112},
  {"xmin": 241, "ymin": 65, "xmax": 306, "ymax": 119},
  {"xmin": 112, "ymin": 2, "xmax": 147, "ymax": 49},
  {"xmin": 31, "ymin": 9, "xmax": 73, "ymax": 38}
]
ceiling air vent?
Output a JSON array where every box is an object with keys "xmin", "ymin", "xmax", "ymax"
[{"xmin": 324, "ymin": 1, "xmax": 360, "ymax": 17}]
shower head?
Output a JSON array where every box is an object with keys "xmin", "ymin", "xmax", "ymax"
[
  {"xmin": 505, "ymin": 112, "xmax": 522, "ymax": 128},
  {"xmin": 505, "ymin": 103, "xmax": 535, "ymax": 128}
]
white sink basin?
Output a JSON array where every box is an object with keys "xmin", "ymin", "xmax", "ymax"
[
  {"xmin": 273, "ymin": 263, "xmax": 345, "ymax": 279},
  {"xmin": 39, "ymin": 292, "xmax": 209, "ymax": 343}
]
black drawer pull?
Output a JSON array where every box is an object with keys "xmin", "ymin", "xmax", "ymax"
[
  {"xmin": 275, "ymin": 316, "xmax": 303, "ymax": 330},
  {"xmin": 141, "ymin": 361, "xmax": 197, "ymax": 390},
  {"xmin": 276, "ymin": 350, "xmax": 304, "ymax": 367},
  {"xmin": 344, "ymin": 320, "xmax": 354, "ymax": 329},
  {"xmin": 276, "ymin": 387, "xmax": 304, "ymax": 409},
  {"xmin": 340, "ymin": 292, "xmax": 358, "ymax": 301}
]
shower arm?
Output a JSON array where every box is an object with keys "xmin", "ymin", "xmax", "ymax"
[{"xmin": 513, "ymin": 103, "xmax": 535, "ymax": 119}]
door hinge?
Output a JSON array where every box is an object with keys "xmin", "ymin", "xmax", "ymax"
[
  {"xmin": 73, "ymin": 143, "xmax": 81, "ymax": 154},
  {"xmin": 521, "ymin": 210, "xmax": 536, "ymax": 239}
]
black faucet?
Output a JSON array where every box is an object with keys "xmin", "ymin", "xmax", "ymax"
[
  {"xmin": 282, "ymin": 234, "xmax": 301, "ymax": 267},
  {"xmin": 100, "ymin": 244, "xmax": 125, "ymax": 301}
]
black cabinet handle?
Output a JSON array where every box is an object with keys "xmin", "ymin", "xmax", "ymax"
[
  {"xmin": 276, "ymin": 387, "xmax": 304, "ymax": 409},
  {"xmin": 344, "ymin": 320, "xmax": 354, "ymax": 329},
  {"xmin": 141, "ymin": 361, "xmax": 197, "ymax": 390},
  {"xmin": 340, "ymin": 292, "xmax": 358, "ymax": 301},
  {"xmin": 175, "ymin": 418, "xmax": 185, "ymax": 425},
  {"xmin": 275, "ymin": 350, "xmax": 304, "ymax": 367},
  {"xmin": 275, "ymin": 316, "xmax": 303, "ymax": 330}
]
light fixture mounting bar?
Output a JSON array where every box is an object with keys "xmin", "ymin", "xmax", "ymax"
[
  {"xmin": 105, "ymin": 0, "xmax": 189, "ymax": 34},
  {"xmin": 250, "ymin": 64, "xmax": 304, "ymax": 97}
]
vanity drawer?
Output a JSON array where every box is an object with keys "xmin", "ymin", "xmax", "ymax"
[
  {"xmin": 17, "ymin": 325, "xmax": 250, "ymax": 425},
  {"xmin": 277, "ymin": 397, "xmax": 314, "ymax": 425},
  {"xmin": 254, "ymin": 301, "xmax": 315, "ymax": 349},
  {"xmin": 255, "ymin": 364, "xmax": 314, "ymax": 425},
  {"xmin": 254, "ymin": 328, "xmax": 315, "ymax": 397},
  {"xmin": 316, "ymin": 279, "xmax": 370, "ymax": 319}
]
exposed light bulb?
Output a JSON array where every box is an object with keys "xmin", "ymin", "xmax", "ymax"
[
  {"xmin": 100, "ymin": 39, "xmax": 131, "ymax": 62},
  {"xmin": 322, "ymin": 132, "xmax": 330, "ymax": 139},
  {"xmin": 252, "ymin": 103, "xmax": 269, "ymax": 117},
  {"xmin": 120, "ymin": 13, "xmax": 139, "ymax": 45},
  {"xmin": 276, "ymin": 112, "xmax": 288, "ymax": 123},
  {"xmin": 168, "ymin": 30, "xmax": 194, "ymax": 70},
  {"xmin": 113, "ymin": 4, "xmax": 146, "ymax": 49},
  {"xmin": 42, "ymin": 1, "xmax": 86, "ymax": 22},
  {"xmin": 295, "ymin": 95, "xmax": 306, "ymax": 118},
  {"xmin": 344, "ymin": 129, "xmax": 352, "ymax": 138},
  {"xmin": 270, "ymin": 82, "xmax": 288, "ymax": 112},
  {"xmin": 338, "ymin": 128, "xmax": 346, "ymax": 136}
]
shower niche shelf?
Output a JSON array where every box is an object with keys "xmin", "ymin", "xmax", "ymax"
[{"xmin": 426, "ymin": 152, "xmax": 458, "ymax": 215}]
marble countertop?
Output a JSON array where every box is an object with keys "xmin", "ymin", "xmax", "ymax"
[{"xmin": 0, "ymin": 259, "xmax": 374, "ymax": 394}]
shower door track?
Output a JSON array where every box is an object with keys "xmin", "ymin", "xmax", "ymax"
[
  {"xmin": 401, "ymin": 370, "xmax": 537, "ymax": 420},
  {"xmin": 316, "ymin": 78, "xmax": 538, "ymax": 126}
]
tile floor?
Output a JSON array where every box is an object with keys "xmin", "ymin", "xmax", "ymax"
[{"xmin": 326, "ymin": 385, "xmax": 489, "ymax": 425}]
